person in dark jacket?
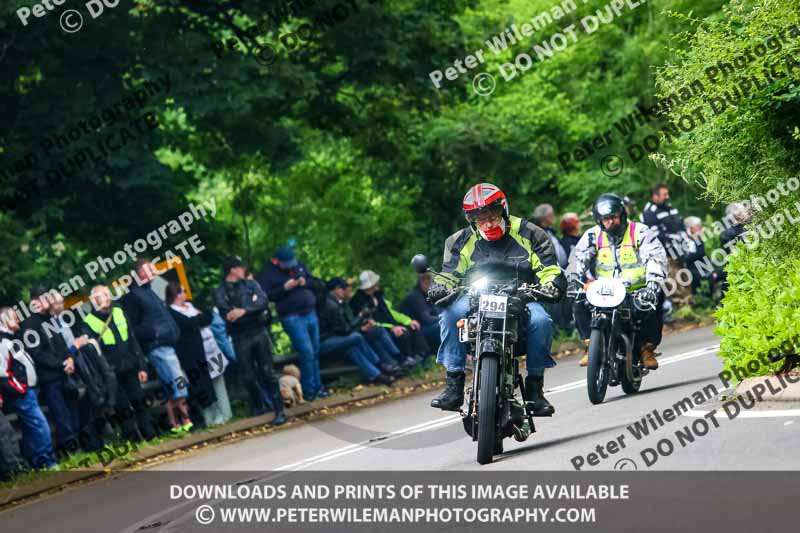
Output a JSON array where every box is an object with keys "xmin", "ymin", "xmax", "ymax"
[
  {"xmin": 318, "ymin": 278, "xmax": 394, "ymax": 385},
  {"xmin": 166, "ymin": 281, "xmax": 218, "ymax": 431},
  {"xmin": 397, "ymin": 273, "xmax": 440, "ymax": 350},
  {"xmin": 122, "ymin": 260, "xmax": 191, "ymax": 434},
  {"xmin": 350, "ymin": 270, "xmax": 429, "ymax": 367},
  {"xmin": 0, "ymin": 395, "xmax": 25, "ymax": 479},
  {"xmin": 640, "ymin": 183, "xmax": 685, "ymax": 248},
  {"xmin": 216, "ymin": 256, "xmax": 286, "ymax": 424},
  {"xmin": 1, "ymin": 307, "xmax": 56, "ymax": 470},
  {"xmin": 49, "ymin": 292, "xmax": 116, "ymax": 452},
  {"xmin": 257, "ymin": 246, "xmax": 326, "ymax": 400},
  {"xmin": 559, "ymin": 212, "xmax": 582, "ymax": 257},
  {"xmin": 21, "ymin": 285, "xmax": 88, "ymax": 451},
  {"xmin": 83, "ymin": 285, "xmax": 156, "ymax": 442},
  {"xmin": 681, "ymin": 217, "xmax": 712, "ymax": 294}
]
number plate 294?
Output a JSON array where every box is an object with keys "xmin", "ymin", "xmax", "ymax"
[{"xmin": 479, "ymin": 294, "xmax": 508, "ymax": 318}]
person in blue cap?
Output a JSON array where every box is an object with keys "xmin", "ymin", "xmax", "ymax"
[{"xmin": 257, "ymin": 246, "xmax": 327, "ymax": 400}]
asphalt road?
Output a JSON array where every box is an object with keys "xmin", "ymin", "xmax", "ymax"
[{"xmin": 3, "ymin": 325, "xmax": 800, "ymax": 532}]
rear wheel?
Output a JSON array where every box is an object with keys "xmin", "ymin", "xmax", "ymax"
[
  {"xmin": 477, "ymin": 356, "xmax": 498, "ymax": 465},
  {"xmin": 587, "ymin": 328, "xmax": 609, "ymax": 405}
]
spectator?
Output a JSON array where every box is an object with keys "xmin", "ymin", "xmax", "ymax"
[
  {"xmin": 0, "ymin": 396, "xmax": 25, "ymax": 479},
  {"xmin": 559, "ymin": 212, "xmax": 582, "ymax": 257},
  {"xmin": 257, "ymin": 246, "xmax": 326, "ymax": 400},
  {"xmin": 317, "ymin": 277, "xmax": 395, "ymax": 385},
  {"xmin": 49, "ymin": 292, "xmax": 114, "ymax": 452},
  {"xmin": 532, "ymin": 204, "xmax": 569, "ymax": 268},
  {"xmin": 1, "ymin": 307, "xmax": 56, "ymax": 470},
  {"xmin": 720, "ymin": 202, "xmax": 749, "ymax": 251},
  {"xmin": 207, "ymin": 306, "xmax": 234, "ymax": 425},
  {"xmin": 622, "ymin": 196, "xmax": 634, "ymax": 218},
  {"xmin": 343, "ymin": 279, "xmax": 406, "ymax": 376},
  {"xmin": 216, "ymin": 256, "xmax": 286, "ymax": 425},
  {"xmin": 167, "ymin": 282, "xmax": 232, "ymax": 428},
  {"xmin": 532, "ymin": 205, "xmax": 573, "ymax": 334},
  {"xmin": 21, "ymin": 286, "xmax": 87, "ymax": 451},
  {"xmin": 122, "ymin": 260, "xmax": 191, "ymax": 434},
  {"xmin": 641, "ymin": 183, "xmax": 685, "ymax": 248},
  {"xmin": 350, "ymin": 270, "xmax": 428, "ymax": 367},
  {"xmin": 397, "ymin": 273, "xmax": 441, "ymax": 350},
  {"xmin": 82, "ymin": 285, "xmax": 156, "ymax": 442},
  {"xmin": 682, "ymin": 217, "xmax": 710, "ymax": 294}
]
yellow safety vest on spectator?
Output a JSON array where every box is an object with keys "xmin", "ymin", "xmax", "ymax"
[
  {"xmin": 84, "ymin": 307, "xmax": 129, "ymax": 345},
  {"xmin": 595, "ymin": 222, "xmax": 647, "ymax": 290}
]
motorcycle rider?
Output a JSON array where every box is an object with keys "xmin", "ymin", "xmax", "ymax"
[
  {"xmin": 568, "ymin": 193, "xmax": 667, "ymax": 370},
  {"xmin": 428, "ymin": 183, "xmax": 566, "ymax": 416}
]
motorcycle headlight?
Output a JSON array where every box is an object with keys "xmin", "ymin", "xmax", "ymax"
[{"xmin": 471, "ymin": 277, "xmax": 488, "ymax": 290}]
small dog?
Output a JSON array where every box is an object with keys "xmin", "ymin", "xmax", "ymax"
[{"xmin": 279, "ymin": 364, "xmax": 305, "ymax": 407}]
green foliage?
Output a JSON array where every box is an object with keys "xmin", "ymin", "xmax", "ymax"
[{"xmin": 655, "ymin": 0, "xmax": 800, "ymax": 381}]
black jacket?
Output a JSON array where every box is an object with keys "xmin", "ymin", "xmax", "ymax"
[
  {"xmin": 168, "ymin": 307, "xmax": 217, "ymax": 408},
  {"xmin": 641, "ymin": 201, "xmax": 685, "ymax": 244},
  {"xmin": 20, "ymin": 313, "xmax": 70, "ymax": 385},
  {"xmin": 122, "ymin": 283, "xmax": 180, "ymax": 352},
  {"xmin": 398, "ymin": 285, "xmax": 439, "ymax": 326},
  {"xmin": 720, "ymin": 224, "xmax": 746, "ymax": 251},
  {"xmin": 215, "ymin": 279, "xmax": 270, "ymax": 337},
  {"xmin": 561, "ymin": 234, "xmax": 580, "ymax": 257},
  {"xmin": 350, "ymin": 290, "xmax": 411, "ymax": 328},
  {"xmin": 81, "ymin": 307, "xmax": 147, "ymax": 374},
  {"xmin": 258, "ymin": 260, "xmax": 322, "ymax": 318},
  {"xmin": 74, "ymin": 341, "xmax": 117, "ymax": 408},
  {"xmin": 318, "ymin": 293, "xmax": 361, "ymax": 340}
]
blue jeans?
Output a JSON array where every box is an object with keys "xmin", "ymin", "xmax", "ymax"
[
  {"xmin": 437, "ymin": 294, "xmax": 555, "ymax": 375},
  {"xmin": 39, "ymin": 379, "xmax": 80, "ymax": 448},
  {"xmin": 320, "ymin": 332, "xmax": 381, "ymax": 381},
  {"xmin": 10, "ymin": 388, "xmax": 56, "ymax": 469},
  {"xmin": 363, "ymin": 326, "xmax": 401, "ymax": 366},
  {"xmin": 281, "ymin": 312, "xmax": 321, "ymax": 396},
  {"xmin": 148, "ymin": 346, "xmax": 188, "ymax": 400}
]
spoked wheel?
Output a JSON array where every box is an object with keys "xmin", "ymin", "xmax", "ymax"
[
  {"xmin": 621, "ymin": 334, "xmax": 642, "ymax": 394},
  {"xmin": 587, "ymin": 328, "xmax": 610, "ymax": 404},
  {"xmin": 477, "ymin": 356, "xmax": 498, "ymax": 465}
]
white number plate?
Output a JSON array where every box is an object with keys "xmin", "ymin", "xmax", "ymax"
[{"xmin": 479, "ymin": 294, "xmax": 508, "ymax": 318}]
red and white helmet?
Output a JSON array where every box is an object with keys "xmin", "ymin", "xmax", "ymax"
[{"xmin": 462, "ymin": 183, "xmax": 509, "ymax": 225}]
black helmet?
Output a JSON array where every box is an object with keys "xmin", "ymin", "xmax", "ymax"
[{"xmin": 592, "ymin": 193, "xmax": 627, "ymax": 240}]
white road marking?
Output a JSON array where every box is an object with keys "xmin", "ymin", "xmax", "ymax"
[{"xmin": 684, "ymin": 408, "xmax": 800, "ymax": 419}]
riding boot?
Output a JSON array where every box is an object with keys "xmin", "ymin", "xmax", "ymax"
[
  {"xmin": 641, "ymin": 342, "xmax": 659, "ymax": 370},
  {"xmin": 524, "ymin": 375, "xmax": 555, "ymax": 416},
  {"xmin": 430, "ymin": 371, "xmax": 465, "ymax": 411},
  {"xmin": 579, "ymin": 339, "xmax": 590, "ymax": 367}
]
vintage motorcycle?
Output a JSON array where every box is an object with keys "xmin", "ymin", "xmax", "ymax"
[
  {"xmin": 412, "ymin": 255, "xmax": 556, "ymax": 465},
  {"xmin": 578, "ymin": 277, "xmax": 656, "ymax": 404}
]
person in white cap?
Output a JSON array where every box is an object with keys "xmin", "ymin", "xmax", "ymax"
[{"xmin": 350, "ymin": 270, "xmax": 429, "ymax": 368}]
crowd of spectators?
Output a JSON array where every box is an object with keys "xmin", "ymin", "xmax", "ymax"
[{"xmin": 0, "ymin": 248, "xmax": 440, "ymax": 479}]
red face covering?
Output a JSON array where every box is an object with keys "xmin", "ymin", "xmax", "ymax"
[{"xmin": 479, "ymin": 219, "xmax": 506, "ymax": 241}]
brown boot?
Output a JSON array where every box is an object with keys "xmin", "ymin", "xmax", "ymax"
[
  {"xmin": 641, "ymin": 342, "xmax": 659, "ymax": 369},
  {"xmin": 579, "ymin": 339, "xmax": 590, "ymax": 367}
]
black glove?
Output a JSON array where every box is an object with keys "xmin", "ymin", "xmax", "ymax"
[{"xmin": 427, "ymin": 282, "xmax": 451, "ymax": 305}]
